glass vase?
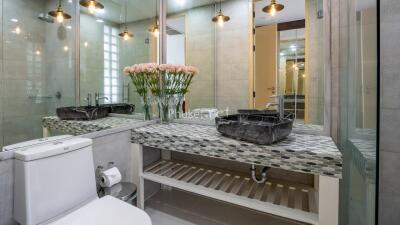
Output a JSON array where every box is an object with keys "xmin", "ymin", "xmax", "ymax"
[
  {"xmin": 174, "ymin": 94, "xmax": 184, "ymax": 119},
  {"xmin": 140, "ymin": 95, "xmax": 152, "ymax": 120},
  {"xmin": 156, "ymin": 93, "xmax": 174, "ymax": 123},
  {"xmin": 159, "ymin": 102, "xmax": 170, "ymax": 123}
]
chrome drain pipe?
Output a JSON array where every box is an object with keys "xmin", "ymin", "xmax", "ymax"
[{"xmin": 250, "ymin": 164, "xmax": 269, "ymax": 184}]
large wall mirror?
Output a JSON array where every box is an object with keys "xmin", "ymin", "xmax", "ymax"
[
  {"xmin": 254, "ymin": 0, "xmax": 326, "ymax": 128},
  {"xmin": 78, "ymin": 0, "xmax": 328, "ymax": 130},
  {"xmin": 79, "ymin": 0, "xmax": 158, "ymax": 113}
]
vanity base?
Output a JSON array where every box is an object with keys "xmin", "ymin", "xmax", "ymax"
[{"xmin": 142, "ymin": 160, "xmax": 318, "ymax": 224}]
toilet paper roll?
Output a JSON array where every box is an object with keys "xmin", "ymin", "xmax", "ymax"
[{"xmin": 100, "ymin": 167, "xmax": 122, "ymax": 188}]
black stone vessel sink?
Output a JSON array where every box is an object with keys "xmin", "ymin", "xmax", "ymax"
[
  {"xmin": 57, "ymin": 103, "xmax": 135, "ymax": 120},
  {"xmin": 57, "ymin": 106, "xmax": 109, "ymax": 120},
  {"xmin": 215, "ymin": 114, "xmax": 294, "ymax": 145},
  {"xmin": 102, "ymin": 103, "xmax": 135, "ymax": 114}
]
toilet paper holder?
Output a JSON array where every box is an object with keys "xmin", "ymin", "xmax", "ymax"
[{"xmin": 96, "ymin": 162, "xmax": 116, "ymax": 188}]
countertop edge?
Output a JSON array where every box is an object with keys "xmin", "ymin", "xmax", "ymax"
[{"xmin": 0, "ymin": 119, "xmax": 156, "ymax": 161}]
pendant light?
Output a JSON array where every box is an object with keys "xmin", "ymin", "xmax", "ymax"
[
  {"xmin": 48, "ymin": 0, "xmax": 71, "ymax": 24},
  {"xmin": 148, "ymin": 0, "xmax": 160, "ymax": 37},
  {"xmin": 212, "ymin": 0, "xmax": 230, "ymax": 26},
  {"xmin": 149, "ymin": 20, "xmax": 160, "ymax": 37},
  {"xmin": 119, "ymin": 0, "xmax": 133, "ymax": 41},
  {"xmin": 263, "ymin": 0, "xmax": 284, "ymax": 17},
  {"xmin": 80, "ymin": 0, "xmax": 104, "ymax": 14}
]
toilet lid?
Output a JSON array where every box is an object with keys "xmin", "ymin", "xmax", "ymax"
[{"xmin": 49, "ymin": 196, "xmax": 152, "ymax": 225}]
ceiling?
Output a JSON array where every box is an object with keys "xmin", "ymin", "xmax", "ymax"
[
  {"xmin": 356, "ymin": 0, "xmax": 376, "ymax": 11},
  {"xmin": 255, "ymin": 0, "xmax": 305, "ymax": 27},
  {"xmin": 167, "ymin": 16, "xmax": 185, "ymax": 34},
  {"xmin": 85, "ymin": 0, "xmax": 315, "ymax": 27},
  {"xmin": 280, "ymin": 28, "xmax": 305, "ymax": 41},
  {"xmin": 81, "ymin": 0, "xmax": 156, "ymax": 24},
  {"xmin": 86, "ymin": 0, "xmax": 218, "ymax": 24}
]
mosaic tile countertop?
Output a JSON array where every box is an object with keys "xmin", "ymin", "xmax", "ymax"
[
  {"xmin": 293, "ymin": 123, "xmax": 324, "ymax": 133},
  {"xmin": 42, "ymin": 116, "xmax": 143, "ymax": 135},
  {"xmin": 349, "ymin": 138, "xmax": 376, "ymax": 180},
  {"xmin": 131, "ymin": 123, "xmax": 343, "ymax": 178}
]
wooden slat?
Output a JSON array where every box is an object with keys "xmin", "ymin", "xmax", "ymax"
[
  {"xmin": 308, "ymin": 190, "xmax": 317, "ymax": 213},
  {"xmin": 236, "ymin": 178, "xmax": 250, "ymax": 195},
  {"xmin": 301, "ymin": 189, "xmax": 310, "ymax": 211},
  {"xmin": 294, "ymin": 188, "xmax": 304, "ymax": 210},
  {"xmin": 280, "ymin": 185, "xmax": 290, "ymax": 207},
  {"xmin": 153, "ymin": 162, "xmax": 174, "ymax": 174},
  {"xmin": 223, "ymin": 175, "xmax": 239, "ymax": 193},
  {"xmin": 213, "ymin": 174, "xmax": 230, "ymax": 190},
  {"xmin": 204, "ymin": 172, "xmax": 222, "ymax": 187},
  {"xmin": 176, "ymin": 166, "xmax": 196, "ymax": 180},
  {"xmin": 273, "ymin": 184, "xmax": 284, "ymax": 205},
  {"xmin": 245, "ymin": 182, "xmax": 259, "ymax": 198},
  {"xmin": 194, "ymin": 170, "xmax": 212, "ymax": 185},
  {"xmin": 253, "ymin": 183, "xmax": 266, "ymax": 200},
  {"xmin": 185, "ymin": 168, "xmax": 204, "ymax": 183},
  {"xmin": 168, "ymin": 165, "xmax": 188, "ymax": 178},
  {"xmin": 287, "ymin": 187, "xmax": 296, "ymax": 208},
  {"xmin": 145, "ymin": 161, "xmax": 165, "ymax": 172},
  {"xmin": 159, "ymin": 163, "xmax": 181, "ymax": 176},
  {"xmin": 260, "ymin": 182, "xmax": 272, "ymax": 202}
]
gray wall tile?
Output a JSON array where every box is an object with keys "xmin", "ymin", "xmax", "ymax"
[{"xmin": 379, "ymin": 0, "xmax": 400, "ymax": 224}]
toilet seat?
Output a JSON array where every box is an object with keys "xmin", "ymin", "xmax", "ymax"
[{"xmin": 49, "ymin": 196, "xmax": 151, "ymax": 225}]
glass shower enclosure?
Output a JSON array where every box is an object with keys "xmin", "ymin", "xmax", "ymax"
[{"xmin": 0, "ymin": 0, "xmax": 77, "ymax": 148}]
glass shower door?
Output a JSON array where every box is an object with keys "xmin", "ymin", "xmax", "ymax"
[
  {"xmin": 0, "ymin": 0, "xmax": 77, "ymax": 148},
  {"xmin": 339, "ymin": 0, "xmax": 378, "ymax": 224}
]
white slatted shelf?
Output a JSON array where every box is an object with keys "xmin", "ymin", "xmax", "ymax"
[{"xmin": 142, "ymin": 160, "xmax": 319, "ymax": 224}]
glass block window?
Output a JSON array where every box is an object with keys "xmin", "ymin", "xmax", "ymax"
[{"xmin": 103, "ymin": 25, "xmax": 120, "ymax": 103}]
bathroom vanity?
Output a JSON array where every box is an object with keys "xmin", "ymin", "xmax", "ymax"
[{"xmin": 41, "ymin": 117, "xmax": 342, "ymax": 225}]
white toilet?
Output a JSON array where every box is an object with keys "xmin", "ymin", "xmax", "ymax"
[{"xmin": 13, "ymin": 137, "xmax": 152, "ymax": 225}]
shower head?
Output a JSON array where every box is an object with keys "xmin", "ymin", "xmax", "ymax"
[{"xmin": 38, "ymin": 13, "xmax": 54, "ymax": 23}]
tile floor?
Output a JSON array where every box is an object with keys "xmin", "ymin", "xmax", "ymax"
[{"xmin": 145, "ymin": 189, "xmax": 308, "ymax": 225}]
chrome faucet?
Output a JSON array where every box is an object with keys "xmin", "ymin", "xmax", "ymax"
[
  {"xmin": 266, "ymin": 95, "xmax": 284, "ymax": 118},
  {"xmin": 95, "ymin": 92, "xmax": 109, "ymax": 106},
  {"xmin": 83, "ymin": 93, "xmax": 92, "ymax": 107}
]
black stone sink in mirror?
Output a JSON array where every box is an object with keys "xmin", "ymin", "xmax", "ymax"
[
  {"xmin": 102, "ymin": 103, "xmax": 135, "ymax": 114},
  {"xmin": 215, "ymin": 114, "xmax": 294, "ymax": 145},
  {"xmin": 237, "ymin": 109, "xmax": 295, "ymax": 120},
  {"xmin": 57, "ymin": 106, "xmax": 109, "ymax": 120},
  {"xmin": 238, "ymin": 109, "xmax": 279, "ymax": 117}
]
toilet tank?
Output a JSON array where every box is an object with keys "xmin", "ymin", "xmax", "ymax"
[{"xmin": 14, "ymin": 138, "xmax": 97, "ymax": 225}]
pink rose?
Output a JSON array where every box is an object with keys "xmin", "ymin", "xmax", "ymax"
[{"xmin": 123, "ymin": 66, "xmax": 131, "ymax": 74}]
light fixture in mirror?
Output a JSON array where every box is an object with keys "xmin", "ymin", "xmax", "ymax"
[
  {"xmin": 80, "ymin": 0, "xmax": 104, "ymax": 14},
  {"xmin": 263, "ymin": 0, "xmax": 284, "ymax": 17},
  {"xmin": 119, "ymin": 27, "xmax": 134, "ymax": 41},
  {"xmin": 149, "ymin": 0, "xmax": 160, "ymax": 37},
  {"xmin": 119, "ymin": 0, "xmax": 133, "ymax": 41},
  {"xmin": 149, "ymin": 22, "xmax": 160, "ymax": 37},
  {"xmin": 48, "ymin": 0, "xmax": 72, "ymax": 23},
  {"xmin": 212, "ymin": 0, "xmax": 230, "ymax": 26}
]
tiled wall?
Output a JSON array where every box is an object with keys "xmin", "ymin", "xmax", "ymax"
[
  {"xmin": 185, "ymin": 5, "xmax": 216, "ymax": 110},
  {"xmin": 79, "ymin": 13, "xmax": 111, "ymax": 104},
  {"xmin": 79, "ymin": 14, "xmax": 154, "ymax": 111},
  {"xmin": 216, "ymin": 0, "xmax": 250, "ymax": 112},
  {"xmin": 379, "ymin": 0, "xmax": 400, "ymax": 224},
  {"xmin": 120, "ymin": 19, "xmax": 155, "ymax": 111},
  {"xmin": 304, "ymin": 0, "xmax": 325, "ymax": 125}
]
